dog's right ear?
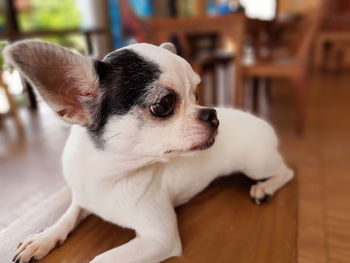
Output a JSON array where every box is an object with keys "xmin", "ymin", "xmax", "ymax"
[
  {"xmin": 4, "ymin": 40, "xmax": 100, "ymax": 126},
  {"xmin": 160, "ymin": 42, "xmax": 177, "ymax": 54}
]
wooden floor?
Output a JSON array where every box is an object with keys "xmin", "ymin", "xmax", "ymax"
[
  {"xmin": 269, "ymin": 73, "xmax": 350, "ymax": 263},
  {"xmin": 1, "ymin": 72, "xmax": 350, "ymax": 262},
  {"xmin": 41, "ymin": 176, "xmax": 297, "ymax": 263},
  {"xmin": 0, "ymin": 106, "xmax": 68, "ymax": 229}
]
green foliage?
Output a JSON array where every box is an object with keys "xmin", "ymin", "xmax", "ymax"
[
  {"xmin": 0, "ymin": 41, "xmax": 8, "ymax": 69},
  {"xmin": 0, "ymin": 14, "xmax": 5, "ymax": 28},
  {"xmin": 19, "ymin": 0, "xmax": 81, "ymax": 31},
  {"xmin": 40, "ymin": 35, "xmax": 86, "ymax": 54},
  {"xmin": 18, "ymin": 0, "xmax": 85, "ymax": 51}
]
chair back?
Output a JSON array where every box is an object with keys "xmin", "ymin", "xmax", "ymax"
[
  {"xmin": 323, "ymin": 0, "xmax": 350, "ymax": 31},
  {"xmin": 292, "ymin": 4, "xmax": 324, "ymax": 68}
]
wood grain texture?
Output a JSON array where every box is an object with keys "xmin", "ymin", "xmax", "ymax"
[
  {"xmin": 269, "ymin": 72, "xmax": 350, "ymax": 263},
  {"xmin": 40, "ymin": 175, "xmax": 297, "ymax": 263},
  {"xmin": 0, "ymin": 105, "xmax": 68, "ymax": 229}
]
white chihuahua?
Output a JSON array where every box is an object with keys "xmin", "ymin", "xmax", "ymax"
[{"xmin": 5, "ymin": 41, "xmax": 293, "ymax": 263}]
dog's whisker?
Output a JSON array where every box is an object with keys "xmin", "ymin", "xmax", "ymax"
[{"xmin": 102, "ymin": 133, "xmax": 121, "ymax": 143}]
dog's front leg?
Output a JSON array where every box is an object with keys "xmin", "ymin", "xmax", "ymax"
[
  {"xmin": 13, "ymin": 202, "xmax": 89, "ymax": 263},
  {"xmin": 91, "ymin": 206, "xmax": 182, "ymax": 263},
  {"xmin": 91, "ymin": 234, "xmax": 181, "ymax": 263}
]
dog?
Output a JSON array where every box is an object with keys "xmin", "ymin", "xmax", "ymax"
[{"xmin": 5, "ymin": 40, "xmax": 294, "ymax": 263}]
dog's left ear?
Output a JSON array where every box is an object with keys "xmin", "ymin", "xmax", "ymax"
[
  {"xmin": 4, "ymin": 40, "xmax": 99, "ymax": 126},
  {"xmin": 160, "ymin": 42, "xmax": 177, "ymax": 54}
]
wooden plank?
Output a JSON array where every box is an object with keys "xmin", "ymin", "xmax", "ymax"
[{"xmin": 41, "ymin": 174, "xmax": 297, "ymax": 263}]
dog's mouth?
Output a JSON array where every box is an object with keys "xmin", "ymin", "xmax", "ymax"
[
  {"xmin": 189, "ymin": 135, "xmax": 216, "ymax": 151},
  {"xmin": 165, "ymin": 130, "xmax": 217, "ymax": 155}
]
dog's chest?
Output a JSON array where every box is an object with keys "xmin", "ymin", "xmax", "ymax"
[
  {"xmin": 63, "ymin": 162, "xmax": 108, "ymax": 209},
  {"xmin": 64, "ymin": 170, "xmax": 130, "ymax": 226},
  {"xmin": 62, "ymin": 153, "xmax": 163, "ymax": 228}
]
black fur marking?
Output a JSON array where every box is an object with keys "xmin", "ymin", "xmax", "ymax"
[
  {"xmin": 88, "ymin": 49, "xmax": 161, "ymax": 148},
  {"xmin": 12, "ymin": 253, "xmax": 18, "ymax": 262}
]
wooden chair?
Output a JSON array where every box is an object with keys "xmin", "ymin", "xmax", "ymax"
[
  {"xmin": 0, "ymin": 72, "xmax": 23, "ymax": 133},
  {"xmin": 241, "ymin": 9, "xmax": 323, "ymax": 134},
  {"xmin": 147, "ymin": 14, "xmax": 246, "ymax": 108},
  {"xmin": 314, "ymin": 0, "xmax": 350, "ymax": 71},
  {"xmin": 184, "ymin": 33, "xmax": 235, "ymax": 107}
]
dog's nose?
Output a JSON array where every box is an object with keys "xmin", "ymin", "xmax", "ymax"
[{"xmin": 199, "ymin": 108, "xmax": 219, "ymax": 128}]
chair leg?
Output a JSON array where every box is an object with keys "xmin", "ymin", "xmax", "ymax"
[
  {"xmin": 239, "ymin": 73, "xmax": 247, "ymax": 110},
  {"xmin": 208, "ymin": 64, "xmax": 216, "ymax": 106},
  {"xmin": 265, "ymin": 78, "xmax": 271, "ymax": 102},
  {"xmin": 292, "ymin": 76, "xmax": 307, "ymax": 135},
  {"xmin": 252, "ymin": 77, "xmax": 260, "ymax": 114},
  {"xmin": 192, "ymin": 63, "xmax": 204, "ymax": 105},
  {"xmin": 1, "ymin": 77, "xmax": 23, "ymax": 134}
]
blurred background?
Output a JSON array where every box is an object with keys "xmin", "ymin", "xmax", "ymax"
[{"xmin": 0, "ymin": 0, "xmax": 349, "ymax": 262}]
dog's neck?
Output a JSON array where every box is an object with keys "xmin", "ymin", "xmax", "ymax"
[{"xmin": 64, "ymin": 125, "xmax": 168, "ymax": 180}]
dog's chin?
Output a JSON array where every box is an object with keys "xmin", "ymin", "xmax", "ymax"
[{"xmin": 189, "ymin": 136, "xmax": 216, "ymax": 152}]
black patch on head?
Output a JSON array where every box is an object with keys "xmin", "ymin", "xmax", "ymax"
[{"xmin": 88, "ymin": 49, "xmax": 161, "ymax": 148}]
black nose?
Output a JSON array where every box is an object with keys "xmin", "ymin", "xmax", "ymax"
[{"xmin": 199, "ymin": 108, "xmax": 219, "ymax": 128}]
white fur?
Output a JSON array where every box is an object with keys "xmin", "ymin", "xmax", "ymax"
[
  {"xmin": 11, "ymin": 42, "xmax": 294, "ymax": 263},
  {"xmin": 15, "ymin": 108, "xmax": 293, "ymax": 263}
]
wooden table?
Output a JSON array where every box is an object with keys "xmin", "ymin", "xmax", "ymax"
[
  {"xmin": 147, "ymin": 15, "xmax": 246, "ymax": 108},
  {"xmin": 41, "ymin": 174, "xmax": 297, "ymax": 263}
]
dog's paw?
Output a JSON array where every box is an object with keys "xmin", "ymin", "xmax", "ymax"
[
  {"xmin": 250, "ymin": 183, "xmax": 272, "ymax": 205},
  {"xmin": 13, "ymin": 231, "xmax": 63, "ymax": 263}
]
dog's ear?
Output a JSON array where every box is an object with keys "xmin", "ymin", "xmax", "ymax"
[
  {"xmin": 4, "ymin": 40, "xmax": 99, "ymax": 126},
  {"xmin": 160, "ymin": 42, "xmax": 177, "ymax": 54}
]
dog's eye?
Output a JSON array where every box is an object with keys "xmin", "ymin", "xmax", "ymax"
[{"xmin": 150, "ymin": 94, "xmax": 176, "ymax": 118}]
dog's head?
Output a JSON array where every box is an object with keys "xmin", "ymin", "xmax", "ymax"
[{"xmin": 4, "ymin": 41, "xmax": 219, "ymax": 161}]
